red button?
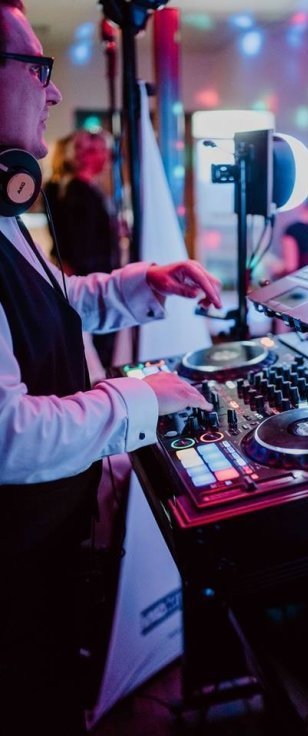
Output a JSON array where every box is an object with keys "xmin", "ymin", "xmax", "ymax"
[{"xmin": 215, "ymin": 468, "xmax": 239, "ymax": 481}]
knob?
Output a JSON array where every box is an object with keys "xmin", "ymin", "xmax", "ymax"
[
  {"xmin": 275, "ymin": 376, "xmax": 283, "ymax": 390},
  {"xmin": 248, "ymin": 388, "xmax": 257, "ymax": 408},
  {"xmin": 254, "ymin": 372, "xmax": 263, "ymax": 388},
  {"xmin": 289, "ymin": 386, "xmax": 300, "ymax": 407},
  {"xmin": 282, "ymin": 380, "xmax": 291, "ymax": 397},
  {"xmin": 268, "ymin": 368, "xmax": 277, "ymax": 382},
  {"xmin": 281, "ymin": 397, "xmax": 290, "ymax": 411},
  {"xmin": 282, "ymin": 366, "xmax": 291, "ymax": 381},
  {"xmin": 255, "ymin": 395, "xmax": 264, "ymax": 412},
  {"xmin": 200, "ymin": 381, "xmax": 211, "ymax": 399},
  {"xmin": 267, "ymin": 383, "xmax": 276, "ymax": 405},
  {"xmin": 210, "ymin": 391, "xmax": 220, "ymax": 409},
  {"xmin": 173, "ymin": 413, "xmax": 187, "ymax": 434},
  {"xmin": 260, "ymin": 378, "xmax": 268, "ymax": 395},
  {"xmin": 242, "ymin": 383, "xmax": 251, "ymax": 403},
  {"xmin": 208, "ymin": 411, "xmax": 219, "ymax": 429},
  {"xmin": 184, "ymin": 416, "xmax": 199, "ymax": 435},
  {"xmin": 237, "ymin": 378, "xmax": 244, "ymax": 395},
  {"xmin": 289, "ymin": 371, "xmax": 298, "ymax": 385},
  {"xmin": 274, "ymin": 389, "xmax": 283, "ymax": 408},
  {"xmin": 227, "ymin": 408, "xmax": 238, "ymax": 425},
  {"xmin": 247, "ymin": 370, "xmax": 255, "ymax": 385},
  {"xmin": 197, "ymin": 408, "xmax": 208, "ymax": 427},
  {"xmin": 297, "ymin": 377, "xmax": 307, "ymax": 399}
]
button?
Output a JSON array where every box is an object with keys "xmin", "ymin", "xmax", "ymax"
[
  {"xmin": 215, "ymin": 468, "xmax": 240, "ymax": 481},
  {"xmin": 147, "ymin": 308, "xmax": 155, "ymax": 317},
  {"xmin": 139, "ymin": 432, "xmax": 146, "ymax": 440},
  {"xmin": 176, "ymin": 448, "xmax": 203, "ymax": 467},
  {"xmin": 186, "ymin": 465, "xmax": 210, "ymax": 478},
  {"xmin": 243, "ymin": 465, "xmax": 253, "ymax": 474},
  {"xmin": 192, "ymin": 473, "xmax": 216, "ymax": 487}
]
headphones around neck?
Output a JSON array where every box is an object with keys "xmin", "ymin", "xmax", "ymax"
[{"xmin": 0, "ymin": 148, "xmax": 42, "ymax": 216}]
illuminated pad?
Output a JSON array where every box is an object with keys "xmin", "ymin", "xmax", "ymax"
[
  {"xmin": 176, "ymin": 448, "xmax": 204, "ymax": 468},
  {"xmin": 214, "ymin": 467, "xmax": 240, "ymax": 481}
]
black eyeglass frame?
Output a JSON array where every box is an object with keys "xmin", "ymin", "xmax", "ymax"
[{"xmin": 0, "ymin": 52, "xmax": 54, "ymax": 87}]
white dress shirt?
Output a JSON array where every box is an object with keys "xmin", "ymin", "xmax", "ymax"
[{"xmin": 0, "ymin": 217, "xmax": 165, "ymax": 484}]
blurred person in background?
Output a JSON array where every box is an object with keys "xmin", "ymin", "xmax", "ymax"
[
  {"xmin": 45, "ymin": 129, "xmax": 121, "ymax": 368},
  {"xmin": 272, "ymin": 199, "xmax": 308, "ymax": 279}
]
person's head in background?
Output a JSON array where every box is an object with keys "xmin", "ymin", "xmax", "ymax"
[
  {"xmin": 72, "ymin": 130, "xmax": 112, "ymax": 184},
  {"xmin": 0, "ymin": 1, "xmax": 62, "ymax": 159},
  {"xmin": 49, "ymin": 133, "xmax": 75, "ymax": 183}
]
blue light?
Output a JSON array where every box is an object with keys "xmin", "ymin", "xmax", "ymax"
[
  {"xmin": 240, "ymin": 30, "xmax": 263, "ymax": 56},
  {"xmin": 69, "ymin": 42, "xmax": 93, "ymax": 66},
  {"xmin": 173, "ymin": 165, "xmax": 185, "ymax": 179},
  {"xmin": 230, "ymin": 14, "xmax": 254, "ymax": 29},
  {"xmin": 172, "ymin": 101, "xmax": 183, "ymax": 115},
  {"xmin": 202, "ymin": 588, "xmax": 216, "ymax": 598},
  {"xmin": 286, "ymin": 29, "xmax": 303, "ymax": 48},
  {"xmin": 74, "ymin": 22, "xmax": 95, "ymax": 41},
  {"xmin": 82, "ymin": 116, "xmax": 102, "ymax": 133}
]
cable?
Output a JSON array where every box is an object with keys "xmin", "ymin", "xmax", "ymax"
[
  {"xmin": 247, "ymin": 216, "xmax": 270, "ymax": 270},
  {"xmin": 41, "ymin": 188, "xmax": 69, "ymax": 301},
  {"xmin": 249, "ymin": 215, "xmax": 276, "ymax": 277}
]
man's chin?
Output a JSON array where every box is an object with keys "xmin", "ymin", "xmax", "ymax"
[{"xmin": 34, "ymin": 142, "xmax": 48, "ymax": 160}]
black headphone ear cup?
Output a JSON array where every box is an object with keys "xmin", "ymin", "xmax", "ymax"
[{"xmin": 0, "ymin": 148, "xmax": 42, "ymax": 216}]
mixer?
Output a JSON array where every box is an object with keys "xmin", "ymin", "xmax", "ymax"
[{"xmin": 111, "ymin": 335, "xmax": 308, "ymax": 529}]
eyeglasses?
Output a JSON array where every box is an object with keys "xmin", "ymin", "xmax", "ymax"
[{"xmin": 0, "ymin": 53, "xmax": 54, "ymax": 87}]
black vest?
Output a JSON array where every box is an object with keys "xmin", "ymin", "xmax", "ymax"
[{"xmin": 0, "ymin": 224, "xmax": 101, "ymax": 553}]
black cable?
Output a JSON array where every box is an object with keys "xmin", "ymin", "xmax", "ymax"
[
  {"xmin": 249, "ymin": 215, "xmax": 276, "ymax": 276},
  {"xmin": 41, "ymin": 188, "xmax": 69, "ymax": 301},
  {"xmin": 247, "ymin": 216, "xmax": 270, "ymax": 270}
]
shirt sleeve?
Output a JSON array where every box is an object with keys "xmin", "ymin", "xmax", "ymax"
[
  {"xmin": 0, "ymin": 303, "xmax": 159, "ymax": 484},
  {"xmin": 46, "ymin": 258, "xmax": 166, "ymax": 333}
]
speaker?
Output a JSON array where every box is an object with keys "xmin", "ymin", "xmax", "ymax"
[{"xmin": 0, "ymin": 148, "xmax": 42, "ymax": 216}]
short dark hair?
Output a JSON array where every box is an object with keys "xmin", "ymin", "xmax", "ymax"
[{"xmin": 0, "ymin": 1, "xmax": 25, "ymax": 56}]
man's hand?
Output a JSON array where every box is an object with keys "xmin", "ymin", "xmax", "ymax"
[
  {"xmin": 147, "ymin": 260, "xmax": 222, "ymax": 310},
  {"xmin": 143, "ymin": 372, "xmax": 212, "ymax": 416}
]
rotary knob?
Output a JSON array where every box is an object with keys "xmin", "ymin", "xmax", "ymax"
[{"xmin": 208, "ymin": 411, "xmax": 219, "ymax": 429}]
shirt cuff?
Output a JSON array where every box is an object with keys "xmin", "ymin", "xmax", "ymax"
[
  {"xmin": 105, "ymin": 376, "xmax": 159, "ymax": 451},
  {"xmin": 119, "ymin": 262, "xmax": 165, "ymax": 323}
]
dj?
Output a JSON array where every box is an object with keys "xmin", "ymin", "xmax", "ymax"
[{"xmin": 0, "ymin": 2, "xmax": 221, "ymax": 734}]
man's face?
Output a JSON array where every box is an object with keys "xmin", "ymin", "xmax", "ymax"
[{"xmin": 0, "ymin": 7, "xmax": 62, "ymax": 158}]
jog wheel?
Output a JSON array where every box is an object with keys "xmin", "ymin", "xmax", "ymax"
[
  {"xmin": 242, "ymin": 408, "xmax": 308, "ymax": 469},
  {"xmin": 180, "ymin": 340, "xmax": 276, "ymax": 381}
]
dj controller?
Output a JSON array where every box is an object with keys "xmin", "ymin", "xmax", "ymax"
[
  {"xmin": 111, "ymin": 335, "xmax": 308, "ymax": 720},
  {"xmin": 111, "ymin": 335, "xmax": 308, "ymax": 530}
]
